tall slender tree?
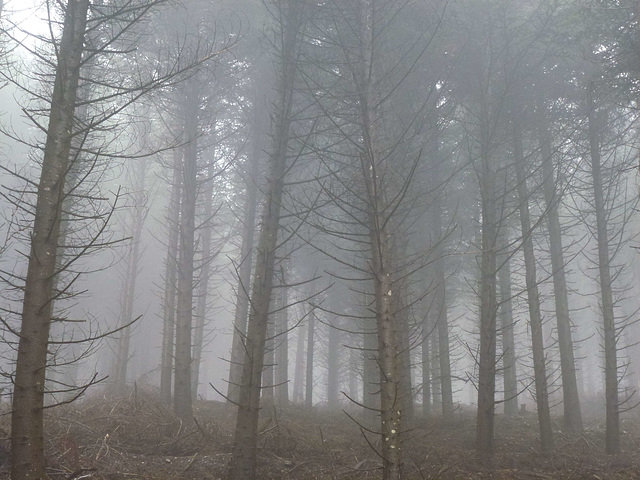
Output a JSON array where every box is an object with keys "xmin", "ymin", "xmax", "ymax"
[
  {"xmin": 227, "ymin": 2, "xmax": 308, "ymax": 477},
  {"xmin": 11, "ymin": 3, "xmax": 90, "ymax": 477}
]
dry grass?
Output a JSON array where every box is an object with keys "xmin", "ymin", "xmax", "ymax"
[{"xmin": 0, "ymin": 392, "xmax": 639, "ymax": 479}]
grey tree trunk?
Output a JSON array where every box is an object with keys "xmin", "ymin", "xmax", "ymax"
[
  {"xmin": 475, "ymin": 109, "xmax": 499, "ymax": 461},
  {"xmin": 11, "ymin": 2, "xmax": 89, "ymax": 478},
  {"xmin": 306, "ymin": 309, "xmax": 315, "ymax": 410},
  {"xmin": 293, "ymin": 321, "xmax": 306, "ymax": 403},
  {"xmin": 227, "ymin": 3, "xmax": 304, "ymax": 477},
  {"xmin": 349, "ymin": 340, "xmax": 359, "ymax": 403},
  {"xmin": 192, "ymin": 160, "xmax": 217, "ymax": 402},
  {"xmin": 512, "ymin": 116, "xmax": 554, "ymax": 452},
  {"xmin": 362, "ymin": 317, "xmax": 380, "ymax": 424},
  {"xmin": 113, "ymin": 159, "xmax": 147, "ymax": 395},
  {"xmin": 160, "ymin": 148, "xmax": 181, "ymax": 404},
  {"xmin": 275, "ymin": 276, "xmax": 289, "ymax": 406},
  {"xmin": 497, "ymin": 230, "xmax": 518, "ymax": 416},
  {"xmin": 431, "ymin": 320, "xmax": 441, "ymax": 413},
  {"xmin": 327, "ymin": 316, "xmax": 340, "ymax": 408},
  {"xmin": 262, "ymin": 312, "xmax": 275, "ymax": 400},
  {"xmin": 538, "ymin": 113, "xmax": 583, "ymax": 433},
  {"xmin": 587, "ymin": 85, "xmax": 619, "ymax": 454},
  {"xmin": 397, "ymin": 305, "xmax": 414, "ymax": 422},
  {"xmin": 356, "ymin": 2, "xmax": 404, "ymax": 476},
  {"xmin": 227, "ymin": 90, "xmax": 264, "ymax": 405},
  {"xmin": 174, "ymin": 83, "xmax": 200, "ymax": 422},
  {"xmin": 427, "ymin": 129, "xmax": 453, "ymax": 416},
  {"xmin": 422, "ymin": 323, "xmax": 431, "ymax": 417}
]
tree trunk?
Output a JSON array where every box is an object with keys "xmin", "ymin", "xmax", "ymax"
[
  {"xmin": 11, "ymin": 2, "xmax": 89, "ymax": 478},
  {"xmin": 427, "ymin": 129, "xmax": 453, "ymax": 417},
  {"xmin": 587, "ymin": 85, "xmax": 619, "ymax": 454},
  {"xmin": 349, "ymin": 339, "xmax": 359, "ymax": 403},
  {"xmin": 430, "ymin": 321, "xmax": 441, "ymax": 413},
  {"xmin": 538, "ymin": 112, "xmax": 583, "ymax": 433},
  {"xmin": 513, "ymin": 116, "xmax": 554, "ymax": 452},
  {"xmin": 362, "ymin": 316, "xmax": 379, "ymax": 424},
  {"xmin": 327, "ymin": 316, "xmax": 340, "ymax": 408},
  {"xmin": 113, "ymin": 159, "xmax": 147, "ymax": 395},
  {"xmin": 357, "ymin": 2, "xmax": 403, "ymax": 475},
  {"xmin": 293, "ymin": 321, "xmax": 306, "ymax": 403},
  {"xmin": 227, "ymin": 3, "xmax": 303, "ymax": 477},
  {"xmin": 497, "ymin": 230, "xmax": 518, "ymax": 416},
  {"xmin": 397, "ymin": 305, "xmax": 414, "ymax": 422},
  {"xmin": 192, "ymin": 159, "xmax": 217, "ymax": 403},
  {"xmin": 262, "ymin": 312, "xmax": 275, "ymax": 400},
  {"xmin": 174, "ymin": 83, "xmax": 199, "ymax": 422},
  {"xmin": 476, "ymin": 111, "xmax": 498, "ymax": 461},
  {"xmin": 422, "ymin": 323, "xmax": 431, "ymax": 417},
  {"xmin": 275, "ymin": 275, "xmax": 289, "ymax": 406},
  {"xmin": 227, "ymin": 89, "xmax": 264, "ymax": 405},
  {"xmin": 306, "ymin": 309, "xmax": 315, "ymax": 410},
  {"xmin": 160, "ymin": 148, "xmax": 181, "ymax": 404}
]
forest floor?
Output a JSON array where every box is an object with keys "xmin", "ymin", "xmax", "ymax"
[{"xmin": 0, "ymin": 391, "xmax": 639, "ymax": 479}]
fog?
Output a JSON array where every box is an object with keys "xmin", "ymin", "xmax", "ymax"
[{"xmin": 1, "ymin": 1, "xmax": 640, "ymax": 479}]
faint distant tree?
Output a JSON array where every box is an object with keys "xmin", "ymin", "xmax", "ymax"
[
  {"xmin": 496, "ymin": 229, "xmax": 518, "ymax": 416},
  {"xmin": 159, "ymin": 148, "xmax": 181, "ymax": 403},
  {"xmin": 292, "ymin": 310, "xmax": 306, "ymax": 403},
  {"xmin": 275, "ymin": 266, "xmax": 290, "ymax": 406},
  {"xmin": 112, "ymin": 156, "xmax": 149, "ymax": 395},
  {"xmin": 192, "ymin": 158, "xmax": 222, "ymax": 402},
  {"xmin": 305, "ymin": 307, "xmax": 316, "ymax": 410}
]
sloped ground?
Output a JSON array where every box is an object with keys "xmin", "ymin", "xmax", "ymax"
[{"xmin": 0, "ymin": 392, "xmax": 639, "ymax": 479}]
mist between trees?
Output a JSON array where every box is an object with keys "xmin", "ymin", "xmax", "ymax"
[{"xmin": 0, "ymin": 1, "xmax": 640, "ymax": 479}]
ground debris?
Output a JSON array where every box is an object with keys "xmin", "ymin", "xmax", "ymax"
[{"xmin": 0, "ymin": 393, "xmax": 639, "ymax": 479}]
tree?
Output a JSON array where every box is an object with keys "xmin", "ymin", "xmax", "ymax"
[
  {"xmin": 226, "ymin": 81, "xmax": 266, "ymax": 405},
  {"xmin": 512, "ymin": 110, "xmax": 554, "ymax": 452},
  {"xmin": 538, "ymin": 105, "xmax": 583, "ymax": 432},
  {"xmin": 112, "ymin": 156, "xmax": 149, "ymax": 395},
  {"xmin": 227, "ymin": 1, "xmax": 308, "ymax": 477},
  {"xmin": 587, "ymin": 81, "xmax": 619, "ymax": 454},
  {"xmin": 11, "ymin": 3, "xmax": 90, "ymax": 477},
  {"xmin": 159, "ymin": 148, "xmax": 181, "ymax": 404}
]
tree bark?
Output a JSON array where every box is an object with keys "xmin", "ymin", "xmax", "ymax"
[
  {"xmin": 362, "ymin": 316, "xmax": 379, "ymax": 423},
  {"xmin": 497, "ymin": 230, "xmax": 518, "ymax": 416},
  {"xmin": 11, "ymin": 2, "xmax": 89, "ymax": 478},
  {"xmin": 427, "ymin": 128, "xmax": 453, "ymax": 416},
  {"xmin": 538, "ymin": 112, "xmax": 583, "ymax": 433},
  {"xmin": 227, "ymin": 3, "xmax": 303, "ymax": 477},
  {"xmin": 327, "ymin": 315, "xmax": 340, "ymax": 408},
  {"xmin": 160, "ymin": 148, "xmax": 181, "ymax": 404},
  {"xmin": 306, "ymin": 309, "xmax": 315, "ymax": 410},
  {"xmin": 227, "ymin": 90, "xmax": 264, "ymax": 405},
  {"xmin": 113, "ymin": 159, "xmax": 147, "ymax": 395},
  {"xmin": 275, "ymin": 274, "xmax": 289, "ymax": 406},
  {"xmin": 513, "ymin": 116, "xmax": 554, "ymax": 452},
  {"xmin": 262, "ymin": 313, "xmax": 275, "ymax": 400},
  {"xmin": 192, "ymin": 159, "xmax": 217, "ymax": 403},
  {"xmin": 422, "ymin": 323, "xmax": 431, "ymax": 417},
  {"xmin": 174, "ymin": 82, "xmax": 199, "ymax": 422},
  {"xmin": 476, "ymin": 107, "xmax": 498, "ymax": 461},
  {"xmin": 293, "ymin": 321, "xmax": 306, "ymax": 403},
  {"xmin": 293, "ymin": 324, "xmax": 307, "ymax": 403},
  {"xmin": 587, "ymin": 85, "xmax": 619, "ymax": 454}
]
